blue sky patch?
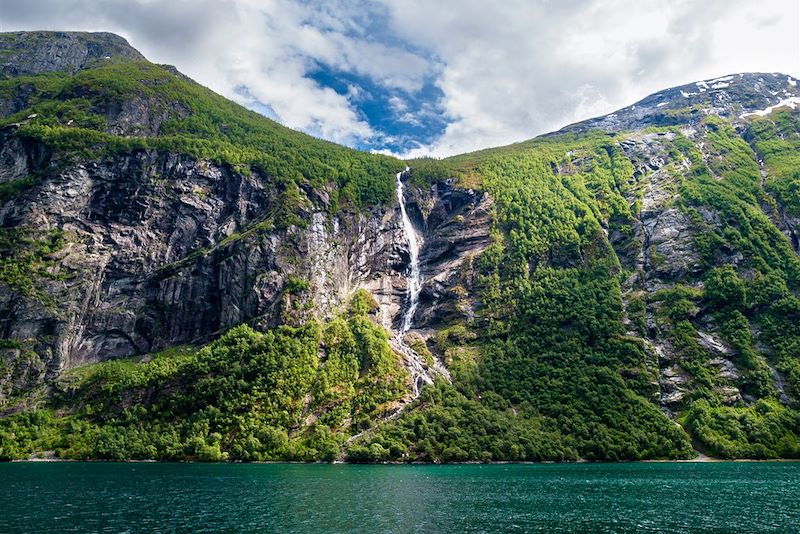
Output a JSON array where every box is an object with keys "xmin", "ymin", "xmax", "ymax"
[{"xmin": 308, "ymin": 65, "xmax": 449, "ymax": 154}]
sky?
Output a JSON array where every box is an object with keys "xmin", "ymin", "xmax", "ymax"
[{"xmin": 1, "ymin": 0, "xmax": 798, "ymax": 157}]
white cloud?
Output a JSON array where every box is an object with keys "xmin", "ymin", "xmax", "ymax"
[
  {"xmin": 384, "ymin": 0, "xmax": 800, "ymax": 156},
  {"xmin": 1, "ymin": 0, "xmax": 798, "ymax": 155}
]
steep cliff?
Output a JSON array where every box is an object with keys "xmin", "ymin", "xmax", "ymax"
[{"xmin": 1, "ymin": 32, "xmax": 799, "ymax": 462}]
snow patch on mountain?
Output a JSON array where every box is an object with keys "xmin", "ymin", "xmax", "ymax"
[{"xmin": 740, "ymin": 96, "xmax": 800, "ymax": 118}]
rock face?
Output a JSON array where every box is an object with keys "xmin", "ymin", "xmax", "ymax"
[
  {"xmin": 0, "ymin": 128, "xmax": 488, "ymax": 399},
  {"xmin": 0, "ymin": 31, "xmax": 144, "ymax": 77},
  {"xmin": 615, "ymin": 132, "xmax": 705, "ymax": 291},
  {"xmin": 591, "ymin": 112, "xmax": 799, "ymax": 414},
  {"xmin": 413, "ymin": 180, "xmax": 492, "ymax": 330}
]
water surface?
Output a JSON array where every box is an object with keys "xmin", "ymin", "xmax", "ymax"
[{"xmin": 1, "ymin": 462, "xmax": 798, "ymax": 533}]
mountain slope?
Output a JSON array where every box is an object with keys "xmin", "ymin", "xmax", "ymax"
[
  {"xmin": 363, "ymin": 72, "xmax": 800, "ymax": 461},
  {"xmin": 1, "ymin": 32, "xmax": 800, "ymax": 462},
  {"xmin": 0, "ymin": 31, "xmax": 145, "ymax": 77},
  {"xmin": 0, "ymin": 31, "xmax": 479, "ymax": 460}
]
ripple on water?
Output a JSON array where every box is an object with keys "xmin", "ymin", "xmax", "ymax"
[{"xmin": 0, "ymin": 462, "xmax": 799, "ymax": 533}]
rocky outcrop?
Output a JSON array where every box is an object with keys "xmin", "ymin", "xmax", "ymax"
[
  {"xmin": 1, "ymin": 137, "xmax": 281, "ymax": 385},
  {"xmin": 0, "ymin": 31, "xmax": 144, "ymax": 77},
  {"xmin": 615, "ymin": 130, "xmax": 758, "ymax": 413},
  {"xmin": 412, "ymin": 179, "xmax": 492, "ymax": 330},
  {"xmin": 643, "ymin": 207, "xmax": 704, "ymax": 289},
  {"xmin": 104, "ymin": 95, "xmax": 191, "ymax": 138},
  {"xmin": 617, "ymin": 131, "xmax": 704, "ymax": 292},
  {"xmin": 761, "ymin": 187, "xmax": 800, "ymax": 255}
]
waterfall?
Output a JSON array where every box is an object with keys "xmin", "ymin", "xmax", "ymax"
[
  {"xmin": 390, "ymin": 168, "xmax": 450, "ymax": 403},
  {"xmin": 396, "ymin": 167, "xmax": 422, "ymax": 333}
]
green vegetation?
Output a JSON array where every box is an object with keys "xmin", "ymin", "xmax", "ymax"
[
  {"xmin": 746, "ymin": 109, "xmax": 800, "ymax": 214},
  {"xmin": 0, "ymin": 291, "xmax": 408, "ymax": 461},
  {"xmin": 353, "ymin": 134, "xmax": 694, "ymax": 461},
  {"xmin": 0, "ymin": 175, "xmax": 39, "ymax": 201},
  {"xmin": 349, "ymin": 381, "xmax": 579, "ymax": 462},
  {"xmin": 648, "ymin": 117, "xmax": 800, "ymax": 454},
  {"xmin": 0, "ymin": 228, "xmax": 66, "ymax": 303},
  {"xmin": 351, "ymin": 111, "xmax": 800, "ymax": 462},
  {"xmin": 686, "ymin": 399, "xmax": 800, "ymax": 458},
  {"xmin": 675, "ymin": 118, "xmax": 800, "ymax": 285}
]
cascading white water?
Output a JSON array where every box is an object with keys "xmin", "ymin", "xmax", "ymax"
[
  {"xmin": 392, "ymin": 167, "xmax": 435, "ymax": 397},
  {"xmin": 386, "ymin": 167, "xmax": 450, "ymax": 404},
  {"xmin": 396, "ymin": 167, "xmax": 422, "ymax": 333}
]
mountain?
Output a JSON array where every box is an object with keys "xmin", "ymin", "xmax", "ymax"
[{"xmin": 1, "ymin": 31, "xmax": 799, "ymax": 462}]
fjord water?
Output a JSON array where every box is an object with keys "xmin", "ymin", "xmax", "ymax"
[{"xmin": 1, "ymin": 463, "xmax": 799, "ymax": 533}]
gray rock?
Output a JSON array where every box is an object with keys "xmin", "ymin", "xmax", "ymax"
[{"xmin": 0, "ymin": 31, "xmax": 144, "ymax": 77}]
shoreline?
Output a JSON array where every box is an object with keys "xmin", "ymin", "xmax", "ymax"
[{"xmin": 9, "ymin": 456, "xmax": 800, "ymax": 465}]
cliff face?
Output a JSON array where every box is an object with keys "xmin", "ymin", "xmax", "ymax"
[
  {"xmin": 0, "ymin": 32, "xmax": 492, "ymax": 405},
  {"xmin": 0, "ymin": 131, "xmax": 488, "ymax": 400}
]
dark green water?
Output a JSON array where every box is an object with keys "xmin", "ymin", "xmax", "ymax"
[{"xmin": 1, "ymin": 462, "xmax": 799, "ymax": 533}]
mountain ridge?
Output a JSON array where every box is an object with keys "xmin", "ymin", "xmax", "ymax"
[{"xmin": 554, "ymin": 71, "xmax": 800, "ymax": 136}]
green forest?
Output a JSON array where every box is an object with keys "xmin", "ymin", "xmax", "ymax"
[{"xmin": 1, "ymin": 291, "xmax": 407, "ymax": 461}]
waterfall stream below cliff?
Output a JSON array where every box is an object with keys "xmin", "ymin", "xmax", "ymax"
[
  {"xmin": 394, "ymin": 168, "xmax": 437, "ymax": 396},
  {"xmin": 396, "ymin": 168, "xmax": 422, "ymax": 334}
]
